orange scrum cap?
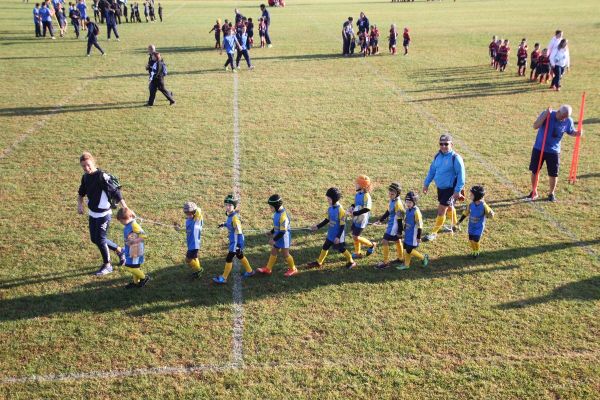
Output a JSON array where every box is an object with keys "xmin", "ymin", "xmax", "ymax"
[{"xmin": 356, "ymin": 175, "xmax": 372, "ymax": 190}]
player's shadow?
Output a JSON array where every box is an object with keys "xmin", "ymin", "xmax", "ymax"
[
  {"xmin": 0, "ymin": 101, "xmax": 144, "ymax": 116},
  {"xmin": 582, "ymin": 118, "xmax": 599, "ymax": 125},
  {"xmin": 496, "ymin": 275, "xmax": 600, "ymax": 310},
  {"xmin": 251, "ymin": 53, "xmax": 343, "ymax": 62},
  {"xmin": 575, "ymin": 172, "xmax": 600, "ymax": 180},
  {"xmin": 134, "ymin": 46, "xmax": 215, "ymax": 54},
  {"xmin": 2, "ymin": 234, "xmax": 599, "ymax": 322}
]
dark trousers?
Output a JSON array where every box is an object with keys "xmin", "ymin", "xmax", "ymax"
[
  {"xmin": 148, "ymin": 78, "xmax": 174, "ymax": 105},
  {"xmin": 551, "ymin": 65, "xmax": 564, "ymax": 88},
  {"xmin": 35, "ymin": 21, "xmax": 42, "ymax": 37},
  {"xmin": 87, "ymin": 37, "xmax": 104, "ymax": 54},
  {"xmin": 224, "ymin": 53, "xmax": 234, "ymax": 68},
  {"xmin": 42, "ymin": 20, "xmax": 54, "ymax": 37},
  {"xmin": 72, "ymin": 20, "xmax": 80, "ymax": 37},
  {"xmin": 342, "ymin": 36, "xmax": 350, "ymax": 54},
  {"xmin": 107, "ymin": 23, "xmax": 119, "ymax": 39},
  {"xmin": 264, "ymin": 25, "xmax": 271, "ymax": 44},
  {"xmin": 159, "ymin": 11, "xmax": 162, "ymax": 22},
  {"xmin": 89, "ymin": 214, "xmax": 119, "ymax": 264},
  {"xmin": 236, "ymin": 49, "xmax": 251, "ymax": 67}
]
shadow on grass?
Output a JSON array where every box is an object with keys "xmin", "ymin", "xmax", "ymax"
[
  {"xmin": 86, "ymin": 68, "xmax": 224, "ymax": 80},
  {"xmin": 496, "ymin": 275, "xmax": 600, "ymax": 309},
  {"xmin": 0, "ymin": 269, "xmax": 93, "ymax": 290},
  {"xmin": 2, "ymin": 237, "xmax": 599, "ymax": 322},
  {"xmin": 134, "ymin": 46, "xmax": 216, "ymax": 54},
  {"xmin": 575, "ymin": 172, "xmax": 600, "ymax": 180},
  {"xmin": 582, "ymin": 118, "xmax": 599, "ymax": 125},
  {"xmin": 0, "ymin": 101, "xmax": 145, "ymax": 116},
  {"xmin": 251, "ymin": 53, "xmax": 343, "ymax": 62}
]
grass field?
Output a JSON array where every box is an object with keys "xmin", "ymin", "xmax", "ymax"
[{"xmin": 1, "ymin": 0, "xmax": 599, "ymax": 398}]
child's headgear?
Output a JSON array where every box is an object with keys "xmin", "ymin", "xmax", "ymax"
[
  {"xmin": 267, "ymin": 194, "xmax": 283, "ymax": 209},
  {"xmin": 405, "ymin": 191, "xmax": 418, "ymax": 204},
  {"xmin": 356, "ymin": 175, "xmax": 371, "ymax": 190},
  {"xmin": 183, "ymin": 201, "xmax": 197, "ymax": 213},
  {"xmin": 325, "ymin": 187, "xmax": 342, "ymax": 203},
  {"xmin": 470, "ymin": 185, "xmax": 486, "ymax": 202},
  {"xmin": 224, "ymin": 194, "xmax": 239, "ymax": 207},
  {"xmin": 388, "ymin": 182, "xmax": 401, "ymax": 196}
]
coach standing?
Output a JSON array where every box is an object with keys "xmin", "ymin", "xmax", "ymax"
[
  {"xmin": 527, "ymin": 105, "xmax": 581, "ymax": 202},
  {"xmin": 146, "ymin": 52, "xmax": 175, "ymax": 106},
  {"xmin": 77, "ymin": 152, "xmax": 127, "ymax": 276},
  {"xmin": 260, "ymin": 4, "xmax": 272, "ymax": 48},
  {"xmin": 422, "ymin": 134, "xmax": 466, "ymax": 242}
]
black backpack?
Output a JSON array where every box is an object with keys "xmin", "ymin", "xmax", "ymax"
[{"xmin": 99, "ymin": 169, "xmax": 122, "ymax": 209}]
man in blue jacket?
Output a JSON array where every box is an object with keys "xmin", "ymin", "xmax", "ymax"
[{"xmin": 422, "ymin": 134, "xmax": 466, "ymax": 241}]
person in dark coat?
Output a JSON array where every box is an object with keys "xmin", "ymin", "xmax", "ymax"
[{"xmin": 146, "ymin": 52, "xmax": 175, "ymax": 106}]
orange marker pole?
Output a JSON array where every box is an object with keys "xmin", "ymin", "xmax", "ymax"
[
  {"xmin": 532, "ymin": 110, "xmax": 551, "ymax": 197},
  {"xmin": 569, "ymin": 92, "xmax": 586, "ymax": 184}
]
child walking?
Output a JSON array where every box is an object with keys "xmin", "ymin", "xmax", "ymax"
[
  {"xmin": 457, "ymin": 186, "xmax": 495, "ymax": 258},
  {"xmin": 209, "ymin": 19, "xmax": 221, "ymax": 49},
  {"xmin": 370, "ymin": 25, "xmax": 379, "ymax": 55},
  {"xmin": 258, "ymin": 17, "xmax": 266, "ymax": 48},
  {"xmin": 213, "ymin": 195, "xmax": 255, "ymax": 284},
  {"xmin": 349, "ymin": 175, "xmax": 376, "ymax": 259},
  {"xmin": 402, "ymin": 27, "xmax": 411, "ymax": 55},
  {"xmin": 497, "ymin": 39, "xmax": 510, "ymax": 72},
  {"xmin": 489, "ymin": 35, "xmax": 498, "ymax": 67},
  {"xmin": 116, "ymin": 208, "xmax": 150, "ymax": 288},
  {"xmin": 256, "ymin": 195, "xmax": 298, "ymax": 277},
  {"xmin": 517, "ymin": 38, "xmax": 528, "ymax": 76},
  {"xmin": 223, "ymin": 28, "xmax": 241, "ymax": 72},
  {"xmin": 374, "ymin": 183, "xmax": 404, "ymax": 269},
  {"xmin": 389, "ymin": 23, "xmax": 398, "ymax": 55},
  {"xmin": 534, "ymin": 48, "xmax": 550, "ymax": 83},
  {"xmin": 183, "ymin": 202, "xmax": 204, "ymax": 278},
  {"xmin": 307, "ymin": 187, "xmax": 356, "ymax": 269},
  {"xmin": 400, "ymin": 191, "xmax": 428, "ymax": 270}
]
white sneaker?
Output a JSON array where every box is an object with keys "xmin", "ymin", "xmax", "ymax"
[
  {"xmin": 116, "ymin": 38, "xmax": 120, "ymax": 42},
  {"xmin": 267, "ymin": 44, "xmax": 272, "ymax": 48},
  {"xmin": 423, "ymin": 233, "xmax": 437, "ymax": 242},
  {"xmin": 95, "ymin": 264, "xmax": 114, "ymax": 276},
  {"xmin": 441, "ymin": 225, "xmax": 453, "ymax": 233}
]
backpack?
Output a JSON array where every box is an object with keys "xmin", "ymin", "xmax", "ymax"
[
  {"xmin": 161, "ymin": 61, "xmax": 167, "ymax": 76},
  {"xmin": 93, "ymin": 23, "xmax": 99, "ymax": 36},
  {"xmin": 98, "ymin": 169, "xmax": 122, "ymax": 209}
]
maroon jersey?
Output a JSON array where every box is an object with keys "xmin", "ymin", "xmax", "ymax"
[
  {"xmin": 517, "ymin": 46, "xmax": 527, "ymax": 58},
  {"xmin": 531, "ymin": 50, "xmax": 540, "ymax": 62},
  {"xmin": 370, "ymin": 29, "xmax": 379, "ymax": 40},
  {"xmin": 403, "ymin": 32, "xmax": 410, "ymax": 41},
  {"xmin": 538, "ymin": 55, "xmax": 550, "ymax": 66},
  {"xmin": 498, "ymin": 45, "xmax": 510, "ymax": 61}
]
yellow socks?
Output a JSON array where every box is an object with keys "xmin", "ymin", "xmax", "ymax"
[
  {"xmin": 446, "ymin": 207, "xmax": 457, "ymax": 226},
  {"xmin": 404, "ymin": 253, "xmax": 412, "ymax": 267},
  {"xmin": 186, "ymin": 258, "xmax": 202, "ymax": 272},
  {"xmin": 431, "ymin": 215, "xmax": 446, "ymax": 234},
  {"xmin": 123, "ymin": 266, "xmax": 145, "ymax": 283},
  {"xmin": 358, "ymin": 237, "xmax": 373, "ymax": 247},
  {"xmin": 382, "ymin": 244, "xmax": 390, "ymax": 263},
  {"xmin": 266, "ymin": 254, "xmax": 277, "ymax": 271},
  {"xmin": 240, "ymin": 257, "xmax": 252, "ymax": 273},
  {"xmin": 411, "ymin": 250, "xmax": 425, "ymax": 261},
  {"xmin": 286, "ymin": 255, "xmax": 296, "ymax": 270},
  {"xmin": 395, "ymin": 242, "xmax": 404, "ymax": 260},
  {"xmin": 223, "ymin": 262, "xmax": 233, "ymax": 279},
  {"xmin": 354, "ymin": 238, "xmax": 361, "ymax": 255},
  {"xmin": 342, "ymin": 250, "xmax": 354, "ymax": 263},
  {"xmin": 317, "ymin": 249, "xmax": 328, "ymax": 265},
  {"xmin": 473, "ymin": 241, "xmax": 480, "ymax": 252}
]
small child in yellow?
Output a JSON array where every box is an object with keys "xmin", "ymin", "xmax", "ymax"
[
  {"xmin": 374, "ymin": 182, "xmax": 405, "ymax": 270},
  {"xmin": 307, "ymin": 187, "xmax": 356, "ymax": 269},
  {"xmin": 183, "ymin": 201, "xmax": 204, "ymax": 278},
  {"xmin": 256, "ymin": 194, "xmax": 298, "ymax": 277},
  {"xmin": 401, "ymin": 191, "xmax": 429, "ymax": 270},
  {"xmin": 457, "ymin": 185, "xmax": 495, "ymax": 258},
  {"xmin": 116, "ymin": 208, "xmax": 149, "ymax": 288},
  {"xmin": 349, "ymin": 175, "xmax": 376, "ymax": 259},
  {"xmin": 213, "ymin": 194, "xmax": 255, "ymax": 284}
]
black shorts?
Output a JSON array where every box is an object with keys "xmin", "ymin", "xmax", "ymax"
[
  {"xmin": 536, "ymin": 64, "xmax": 550, "ymax": 75},
  {"xmin": 529, "ymin": 148, "xmax": 560, "ymax": 177},
  {"xmin": 351, "ymin": 224, "xmax": 364, "ymax": 236},
  {"xmin": 530, "ymin": 61, "xmax": 538, "ymax": 70},
  {"xmin": 186, "ymin": 249, "xmax": 199, "ymax": 259},
  {"xmin": 489, "ymin": 49, "xmax": 495, "ymax": 58},
  {"xmin": 468, "ymin": 234, "xmax": 481, "ymax": 242},
  {"xmin": 322, "ymin": 239, "xmax": 346, "ymax": 253},
  {"xmin": 371, "ymin": 39, "xmax": 378, "ymax": 46},
  {"xmin": 403, "ymin": 39, "xmax": 410, "ymax": 47},
  {"xmin": 383, "ymin": 233, "xmax": 400, "ymax": 242},
  {"xmin": 495, "ymin": 54, "xmax": 501, "ymax": 62},
  {"xmin": 437, "ymin": 187, "xmax": 455, "ymax": 206},
  {"xmin": 499, "ymin": 59, "xmax": 507, "ymax": 66},
  {"xmin": 404, "ymin": 244, "xmax": 418, "ymax": 253},
  {"xmin": 517, "ymin": 57, "xmax": 526, "ymax": 67}
]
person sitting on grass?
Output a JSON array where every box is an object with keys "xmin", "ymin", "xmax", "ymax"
[
  {"xmin": 256, "ymin": 194, "xmax": 298, "ymax": 277},
  {"xmin": 400, "ymin": 191, "xmax": 429, "ymax": 270},
  {"xmin": 307, "ymin": 188, "xmax": 357, "ymax": 270},
  {"xmin": 183, "ymin": 202, "xmax": 204, "ymax": 279},
  {"xmin": 374, "ymin": 183, "xmax": 405, "ymax": 270},
  {"xmin": 116, "ymin": 207, "xmax": 150, "ymax": 289},
  {"xmin": 213, "ymin": 195, "xmax": 255, "ymax": 284},
  {"xmin": 457, "ymin": 186, "xmax": 495, "ymax": 259}
]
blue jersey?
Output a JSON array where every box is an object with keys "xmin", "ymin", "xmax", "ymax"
[
  {"xmin": 225, "ymin": 211, "xmax": 244, "ymax": 252},
  {"xmin": 237, "ymin": 33, "xmax": 248, "ymax": 50},
  {"xmin": 533, "ymin": 111, "xmax": 576, "ymax": 154},
  {"xmin": 463, "ymin": 201, "xmax": 494, "ymax": 236},
  {"xmin": 424, "ymin": 150, "xmax": 466, "ymax": 192},
  {"xmin": 326, "ymin": 204, "xmax": 346, "ymax": 243},
  {"xmin": 39, "ymin": 7, "xmax": 52, "ymax": 22},
  {"xmin": 403, "ymin": 207, "xmax": 423, "ymax": 247},
  {"xmin": 223, "ymin": 34, "xmax": 238, "ymax": 54},
  {"xmin": 273, "ymin": 208, "xmax": 291, "ymax": 249},
  {"xmin": 352, "ymin": 191, "xmax": 372, "ymax": 229},
  {"xmin": 123, "ymin": 220, "xmax": 146, "ymax": 265},
  {"xmin": 385, "ymin": 198, "xmax": 405, "ymax": 236},
  {"xmin": 76, "ymin": 2, "xmax": 87, "ymax": 18},
  {"xmin": 33, "ymin": 7, "xmax": 40, "ymax": 22},
  {"xmin": 185, "ymin": 209, "xmax": 203, "ymax": 251}
]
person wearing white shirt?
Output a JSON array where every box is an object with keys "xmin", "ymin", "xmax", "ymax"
[
  {"xmin": 550, "ymin": 39, "xmax": 570, "ymax": 91},
  {"xmin": 547, "ymin": 30, "xmax": 562, "ymax": 58}
]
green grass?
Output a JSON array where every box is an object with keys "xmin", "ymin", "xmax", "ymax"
[{"xmin": 1, "ymin": 0, "xmax": 599, "ymax": 398}]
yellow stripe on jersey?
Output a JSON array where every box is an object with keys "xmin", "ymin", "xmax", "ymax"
[
  {"xmin": 132, "ymin": 221, "xmax": 147, "ymax": 239},
  {"xmin": 232, "ymin": 215, "xmax": 242, "ymax": 234},
  {"xmin": 278, "ymin": 211, "xmax": 289, "ymax": 231},
  {"xmin": 415, "ymin": 209, "xmax": 423, "ymax": 229}
]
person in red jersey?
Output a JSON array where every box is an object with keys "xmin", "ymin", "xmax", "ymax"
[
  {"xmin": 488, "ymin": 35, "xmax": 497, "ymax": 66},
  {"xmin": 534, "ymin": 48, "xmax": 551, "ymax": 83},
  {"xmin": 402, "ymin": 27, "xmax": 411, "ymax": 55},
  {"xmin": 517, "ymin": 38, "xmax": 528, "ymax": 76},
  {"xmin": 497, "ymin": 39, "xmax": 510, "ymax": 72},
  {"xmin": 529, "ymin": 43, "xmax": 540, "ymax": 81},
  {"xmin": 369, "ymin": 25, "xmax": 379, "ymax": 55}
]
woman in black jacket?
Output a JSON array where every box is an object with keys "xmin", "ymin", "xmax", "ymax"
[
  {"xmin": 77, "ymin": 152, "xmax": 128, "ymax": 275},
  {"xmin": 146, "ymin": 52, "xmax": 175, "ymax": 106}
]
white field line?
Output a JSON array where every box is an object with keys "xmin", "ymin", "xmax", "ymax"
[
  {"xmin": 231, "ymin": 72, "xmax": 245, "ymax": 369},
  {"xmin": 2, "ymin": 350, "xmax": 598, "ymax": 384}
]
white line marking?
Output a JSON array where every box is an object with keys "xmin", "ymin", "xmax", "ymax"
[{"xmin": 231, "ymin": 72, "xmax": 245, "ymax": 369}]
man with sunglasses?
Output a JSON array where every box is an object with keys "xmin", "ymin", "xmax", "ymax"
[{"xmin": 422, "ymin": 134, "xmax": 466, "ymax": 242}]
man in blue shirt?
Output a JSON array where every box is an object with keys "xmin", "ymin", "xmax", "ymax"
[
  {"xmin": 33, "ymin": 3, "xmax": 42, "ymax": 37},
  {"xmin": 422, "ymin": 134, "xmax": 466, "ymax": 241},
  {"xmin": 528, "ymin": 105, "xmax": 581, "ymax": 202},
  {"xmin": 260, "ymin": 4, "xmax": 272, "ymax": 47},
  {"xmin": 39, "ymin": 2, "xmax": 56, "ymax": 39}
]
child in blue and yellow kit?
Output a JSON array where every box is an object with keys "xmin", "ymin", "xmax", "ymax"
[
  {"xmin": 458, "ymin": 185, "xmax": 495, "ymax": 258},
  {"xmin": 213, "ymin": 194, "xmax": 255, "ymax": 284},
  {"xmin": 349, "ymin": 175, "xmax": 376, "ymax": 259},
  {"xmin": 308, "ymin": 187, "xmax": 356, "ymax": 269},
  {"xmin": 256, "ymin": 194, "xmax": 298, "ymax": 277},
  {"xmin": 116, "ymin": 208, "xmax": 149, "ymax": 288},
  {"xmin": 374, "ymin": 182, "xmax": 405, "ymax": 270},
  {"xmin": 183, "ymin": 201, "xmax": 204, "ymax": 278},
  {"xmin": 401, "ymin": 191, "xmax": 429, "ymax": 270}
]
